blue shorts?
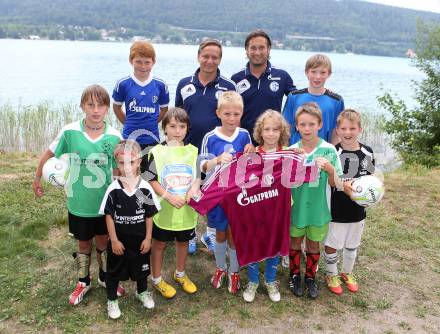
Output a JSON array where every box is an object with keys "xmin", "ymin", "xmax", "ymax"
[{"xmin": 207, "ymin": 205, "xmax": 228, "ymax": 232}]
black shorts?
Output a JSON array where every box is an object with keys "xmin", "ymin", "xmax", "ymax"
[
  {"xmin": 68, "ymin": 212, "xmax": 107, "ymax": 241},
  {"xmin": 107, "ymin": 242, "xmax": 151, "ymax": 281},
  {"xmin": 152, "ymin": 223, "xmax": 196, "ymax": 242}
]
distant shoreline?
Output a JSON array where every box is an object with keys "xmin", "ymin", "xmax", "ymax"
[{"xmin": 0, "ymin": 37, "xmax": 412, "ymax": 59}]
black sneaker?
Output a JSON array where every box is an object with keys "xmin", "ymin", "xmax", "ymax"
[
  {"xmin": 305, "ymin": 277, "xmax": 318, "ymax": 299},
  {"xmin": 289, "ymin": 274, "xmax": 303, "ymax": 297}
]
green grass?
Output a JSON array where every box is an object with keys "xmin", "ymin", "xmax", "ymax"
[{"xmin": 0, "ymin": 154, "xmax": 439, "ymax": 333}]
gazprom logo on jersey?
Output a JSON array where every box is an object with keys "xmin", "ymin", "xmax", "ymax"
[
  {"xmin": 161, "ymin": 164, "xmax": 193, "ymax": 195},
  {"xmin": 128, "ymin": 98, "xmax": 155, "ymax": 113},
  {"xmin": 236, "ymin": 188, "xmax": 279, "ymax": 206}
]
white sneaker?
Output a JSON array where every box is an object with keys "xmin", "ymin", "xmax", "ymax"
[
  {"xmin": 242, "ymin": 282, "xmax": 259, "ymax": 303},
  {"xmin": 136, "ymin": 290, "xmax": 155, "ymax": 309},
  {"xmin": 265, "ymin": 281, "xmax": 281, "ymax": 302},
  {"xmin": 107, "ymin": 300, "xmax": 121, "ymax": 319},
  {"xmin": 281, "ymin": 256, "xmax": 289, "ymax": 268}
]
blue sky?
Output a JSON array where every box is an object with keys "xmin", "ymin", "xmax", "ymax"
[{"xmin": 362, "ymin": 0, "xmax": 440, "ymax": 13}]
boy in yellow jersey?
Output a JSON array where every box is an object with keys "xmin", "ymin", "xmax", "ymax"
[{"xmin": 148, "ymin": 108, "xmax": 200, "ymax": 298}]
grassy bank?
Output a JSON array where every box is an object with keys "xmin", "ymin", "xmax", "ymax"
[{"xmin": 0, "ymin": 153, "xmax": 439, "ymax": 333}]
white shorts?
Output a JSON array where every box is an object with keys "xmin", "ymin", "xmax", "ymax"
[{"xmin": 324, "ymin": 220, "xmax": 365, "ymax": 250}]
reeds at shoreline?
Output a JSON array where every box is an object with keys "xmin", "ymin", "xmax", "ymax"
[
  {"xmin": 0, "ymin": 102, "xmax": 398, "ymax": 169},
  {"xmin": 0, "ymin": 102, "xmax": 120, "ymax": 153}
]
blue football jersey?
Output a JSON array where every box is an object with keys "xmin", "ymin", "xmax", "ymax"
[
  {"xmin": 231, "ymin": 61, "xmax": 296, "ymax": 138},
  {"xmin": 282, "ymin": 88, "xmax": 344, "ymax": 145},
  {"xmin": 175, "ymin": 69, "xmax": 236, "ymax": 151},
  {"xmin": 113, "ymin": 74, "xmax": 169, "ymax": 145},
  {"xmin": 200, "ymin": 126, "xmax": 252, "ymax": 227},
  {"xmin": 200, "ymin": 127, "xmax": 252, "ymax": 162}
]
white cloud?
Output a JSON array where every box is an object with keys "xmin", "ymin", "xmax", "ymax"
[{"xmin": 362, "ymin": 0, "xmax": 440, "ymax": 13}]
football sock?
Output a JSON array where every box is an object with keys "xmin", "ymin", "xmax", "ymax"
[
  {"xmin": 96, "ymin": 247, "xmax": 106, "ymax": 268},
  {"xmin": 342, "ymin": 247, "xmax": 357, "ymax": 274},
  {"xmin": 289, "ymin": 249, "xmax": 301, "ymax": 276},
  {"xmin": 152, "ymin": 276, "xmax": 162, "ymax": 285},
  {"xmin": 137, "ymin": 278, "xmax": 148, "ymax": 294},
  {"xmin": 73, "ymin": 252, "xmax": 91, "ymax": 285},
  {"xmin": 175, "ymin": 270, "xmax": 185, "ymax": 278},
  {"xmin": 214, "ymin": 240, "xmax": 227, "ymax": 271},
  {"xmin": 227, "ymin": 246, "xmax": 239, "ymax": 274},
  {"xmin": 264, "ymin": 256, "xmax": 279, "ymax": 283},
  {"xmin": 79, "ymin": 276, "xmax": 91, "ymax": 285},
  {"xmin": 99, "ymin": 268, "xmax": 106, "ymax": 282},
  {"xmin": 324, "ymin": 251, "xmax": 339, "ymax": 276},
  {"xmin": 106, "ymin": 277, "xmax": 119, "ymax": 301},
  {"xmin": 247, "ymin": 262, "xmax": 259, "ymax": 283},
  {"xmin": 305, "ymin": 252, "xmax": 321, "ymax": 279}
]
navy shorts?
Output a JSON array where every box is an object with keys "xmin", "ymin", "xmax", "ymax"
[
  {"xmin": 207, "ymin": 205, "xmax": 228, "ymax": 232},
  {"xmin": 152, "ymin": 223, "xmax": 196, "ymax": 242},
  {"xmin": 68, "ymin": 212, "xmax": 107, "ymax": 241}
]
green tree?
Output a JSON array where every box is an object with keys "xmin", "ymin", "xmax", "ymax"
[{"xmin": 378, "ymin": 21, "xmax": 440, "ymax": 167}]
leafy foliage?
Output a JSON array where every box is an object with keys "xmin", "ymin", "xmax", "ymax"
[{"xmin": 378, "ymin": 21, "xmax": 440, "ymax": 167}]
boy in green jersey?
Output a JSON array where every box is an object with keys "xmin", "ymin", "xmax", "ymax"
[
  {"xmin": 288, "ymin": 102, "xmax": 343, "ymax": 299},
  {"xmin": 33, "ymin": 85, "xmax": 124, "ymax": 305}
]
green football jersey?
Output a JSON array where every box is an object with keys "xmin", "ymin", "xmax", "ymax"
[
  {"xmin": 49, "ymin": 120, "xmax": 121, "ymax": 217},
  {"xmin": 291, "ymin": 139, "xmax": 342, "ymax": 228}
]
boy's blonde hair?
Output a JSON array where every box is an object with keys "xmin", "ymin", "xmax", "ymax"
[
  {"xmin": 295, "ymin": 102, "xmax": 322, "ymax": 124},
  {"xmin": 80, "ymin": 84, "xmax": 110, "ymax": 107},
  {"xmin": 253, "ymin": 110, "xmax": 290, "ymax": 146},
  {"xmin": 113, "ymin": 140, "xmax": 142, "ymax": 159},
  {"xmin": 129, "ymin": 41, "xmax": 156, "ymax": 62},
  {"xmin": 305, "ymin": 54, "xmax": 332, "ymax": 74},
  {"xmin": 217, "ymin": 91, "xmax": 243, "ymax": 112},
  {"xmin": 337, "ymin": 109, "xmax": 362, "ymax": 128}
]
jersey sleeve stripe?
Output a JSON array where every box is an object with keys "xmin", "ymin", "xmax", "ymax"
[{"xmin": 114, "ymin": 76, "xmax": 130, "ymax": 93}]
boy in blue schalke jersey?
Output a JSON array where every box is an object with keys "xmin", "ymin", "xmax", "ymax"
[
  {"xmin": 282, "ymin": 54, "xmax": 344, "ymax": 145},
  {"xmin": 200, "ymin": 91, "xmax": 254, "ymax": 295},
  {"xmin": 113, "ymin": 41, "xmax": 170, "ymax": 174}
]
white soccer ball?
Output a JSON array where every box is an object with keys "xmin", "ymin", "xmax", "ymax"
[
  {"xmin": 351, "ymin": 175, "xmax": 385, "ymax": 207},
  {"xmin": 42, "ymin": 157, "xmax": 69, "ymax": 187}
]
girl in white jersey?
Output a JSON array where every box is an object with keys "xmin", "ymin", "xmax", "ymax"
[{"xmin": 32, "ymin": 85, "xmax": 124, "ymax": 305}]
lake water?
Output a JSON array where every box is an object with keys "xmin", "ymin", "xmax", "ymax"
[{"xmin": 0, "ymin": 39, "xmax": 423, "ymax": 113}]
